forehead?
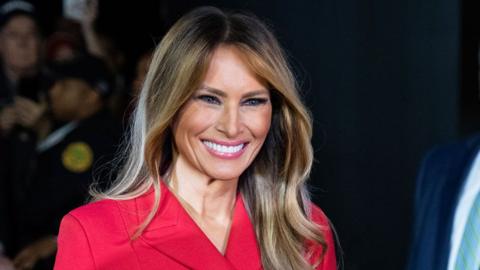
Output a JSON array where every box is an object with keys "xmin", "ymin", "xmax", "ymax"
[
  {"xmin": 202, "ymin": 45, "xmax": 267, "ymax": 92},
  {"xmin": 2, "ymin": 14, "xmax": 37, "ymax": 32}
]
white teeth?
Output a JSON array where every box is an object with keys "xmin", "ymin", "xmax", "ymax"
[{"xmin": 203, "ymin": 141, "xmax": 244, "ymax": 154}]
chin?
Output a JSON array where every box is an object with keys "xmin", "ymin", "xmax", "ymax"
[
  {"xmin": 209, "ymin": 173, "xmax": 243, "ymax": 181},
  {"xmin": 205, "ymin": 167, "xmax": 245, "ymax": 181}
]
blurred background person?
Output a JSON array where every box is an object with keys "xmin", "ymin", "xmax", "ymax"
[
  {"xmin": 45, "ymin": 17, "xmax": 84, "ymax": 63},
  {"xmin": 12, "ymin": 54, "xmax": 121, "ymax": 270},
  {"xmin": 0, "ymin": 0, "xmax": 45, "ymax": 133},
  {"xmin": 79, "ymin": 0, "xmax": 127, "ymax": 120},
  {"xmin": 0, "ymin": 0, "xmax": 47, "ymax": 264}
]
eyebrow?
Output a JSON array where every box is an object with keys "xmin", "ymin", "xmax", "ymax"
[{"xmin": 198, "ymin": 85, "xmax": 270, "ymax": 98}]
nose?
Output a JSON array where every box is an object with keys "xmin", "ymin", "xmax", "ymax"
[
  {"xmin": 17, "ymin": 34, "xmax": 31, "ymax": 48},
  {"xmin": 216, "ymin": 103, "xmax": 243, "ymax": 138}
]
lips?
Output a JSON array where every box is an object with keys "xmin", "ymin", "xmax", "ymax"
[{"xmin": 202, "ymin": 140, "xmax": 247, "ymax": 159}]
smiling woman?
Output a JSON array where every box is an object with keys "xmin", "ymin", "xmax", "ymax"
[
  {"xmin": 54, "ymin": 6, "xmax": 337, "ymax": 270},
  {"xmin": 173, "ymin": 46, "xmax": 272, "ymax": 182}
]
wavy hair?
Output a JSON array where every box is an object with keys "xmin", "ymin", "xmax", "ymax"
[{"xmin": 92, "ymin": 6, "xmax": 327, "ymax": 269}]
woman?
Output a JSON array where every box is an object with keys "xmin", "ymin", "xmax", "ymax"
[{"xmin": 54, "ymin": 6, "xmax": 337, "ymax": 270}]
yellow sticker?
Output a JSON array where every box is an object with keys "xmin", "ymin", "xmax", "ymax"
[{"xmin": 62, "ymin": 142, "xmax": 94, "ymax": 173}]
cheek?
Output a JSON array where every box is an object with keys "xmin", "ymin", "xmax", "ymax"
[
  {"xmin": 173, "ymin": 104, "xmax": 212, "ymax": 155},
  {"xmin": 3, "ymin": 43, "xmax": 18, "ymax": 59},
  {"xmin": 27, "ymin": 39, "xmax": 40, "ymax": 54},
  {"xmin": 175, "ymin": 103, "xmax": 218, "ymax": 135},
  {"xmin": 245, "ymin": 107, "xmax": 272, "ymax": 139},
  {"xmin": 8, "ymin": 41, "xmax": 23, "ymax": 53}
]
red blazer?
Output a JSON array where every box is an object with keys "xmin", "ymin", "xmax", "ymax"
[{"xmin": 54, "ymin": 182, "xmax": 337, "ymax": 270}]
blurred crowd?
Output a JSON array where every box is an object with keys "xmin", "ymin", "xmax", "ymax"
[{"xmin": 0, "ymin": 1, "xmax": 153, "ymax": 269}]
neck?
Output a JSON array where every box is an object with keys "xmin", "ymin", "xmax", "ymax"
[{"xmin": 170, "ymin": 156, "xmax": 238, "ymax": 221}]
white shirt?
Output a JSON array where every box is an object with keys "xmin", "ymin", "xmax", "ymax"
[
  {"xmin": 447, "ymin": 148, "xmax": 480, "ymax": 270},
  {"xmin": 36, "ymin": 121, "xmax": 78, "ymax": 153}
]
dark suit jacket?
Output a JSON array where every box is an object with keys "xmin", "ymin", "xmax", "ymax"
[
  {"xmin": 406, "ymin": 134, "xmax": 480, "ymax": 270},
  {"xmin": 54, "ymin": 181, "xmax": 337, "ymax": 270},
  {"xmin": 16, "ymin": 110, "xmax": 121, "ymax": 247}
]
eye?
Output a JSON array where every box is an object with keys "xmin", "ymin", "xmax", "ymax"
[
  {"xmin": 196, "ymin": 95, "xmax": 221, "ymax": 105},
  {"xmin": 242, "ymin": 98, "xmax": 269, "ymax": 106}
]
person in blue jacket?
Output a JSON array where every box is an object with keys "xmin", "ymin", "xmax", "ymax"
[{"xmin": 407, "ymin": 46, "xmax": 480, "ymax": 270}]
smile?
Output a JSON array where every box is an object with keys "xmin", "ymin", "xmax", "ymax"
[{"xmin": 202, "ymin": 140, "xmax": 245, "ymax": 154}]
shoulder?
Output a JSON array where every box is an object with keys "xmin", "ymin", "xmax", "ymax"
[
  {"xmin": 57, "ymin": 198, "xmax": 136, "ymax": 254},
  {"xmin": 415, "ymin": 135, "xmax": 480, "ymax": 190},
  {"xmin": 56, "ymin": 200, "xmax": 121, "ymax": 269},
  {"xmin": 64, "ymin": 199, "xmax": 125, "ymax": 235},
  {"xmin": 307, "ymin": 202, "xmax": 335, "ymax": 248},
  {"xmin": 306, "ymin": 202, "xmax": 338, "ymax": 270},
  {"xmin": 423, "ymin": 134, "xmax": 480, "ymax": 165},
  {"xmin": 68, "ymin": 199, "xmax": 120, "ymax": 221},
  {"xmin": 68, "ymin": 193, "xmax": 147, "ymax": 231},
  {"xmin": 56, "ymin": 198, "xmax": 139, "ymax": 269},
  {"xmin": 416, "ymin": 135, "xmax": 480, "ymax": 192},
  {"xmin": 308, "ymin": 202, "xmax": 331, "ymax": 228}
]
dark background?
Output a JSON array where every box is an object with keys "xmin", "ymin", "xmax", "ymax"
[{"xmin": 10, "ymin": 0, "xmax": 479, "ymax": 269}]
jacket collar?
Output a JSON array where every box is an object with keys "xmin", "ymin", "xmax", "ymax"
[
  {"xmin": 436, "ymin": 137, "xmax": 480, "ymax": 269},
  {"xmin": 119, "ymin": 181, "xmax": 262, "ymax": 270}
]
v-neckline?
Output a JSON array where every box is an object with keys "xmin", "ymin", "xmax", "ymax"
[
  {"xmin": 134, "ymin": 181, "xmax": 263, "ymax": 270},
  {"xmin": 167, "ymin": 185, "xmax": 238, "ymax": 256}
]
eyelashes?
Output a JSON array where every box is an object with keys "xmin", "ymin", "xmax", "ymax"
[
  {"xmin": 196, "ymin": 95, "xmax": 221, "ymax": 105},
  {"xmin": 242, "ymin": 98, "xmax": 269, "ymax": 106},
  {"xmin": 195, "ymin": 94, "xmax": 269, "ymax": 107}
]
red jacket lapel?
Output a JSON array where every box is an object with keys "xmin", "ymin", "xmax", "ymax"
[
  {"xmin": 140, "ymin": 185, "xmax": 235, "ymax": 270},
  {"xmin": 120, "ymin": 182, "xmax": 261, "ymax": 270},
  {"xmin": 224, "ymin": 195, "xmax": 262, "ymax": 270}
]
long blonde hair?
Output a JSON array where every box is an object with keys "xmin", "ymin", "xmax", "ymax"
[{"xmin": 92, "ymin": 6, "xmax": 327, "ymax": 269}]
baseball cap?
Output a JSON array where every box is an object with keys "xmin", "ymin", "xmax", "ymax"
[
  {"xmin": 47, "ymin": 54, "xmax": 113, "ymax": 98},
  {"xmin": 0, "ymin": 0, "xmax": 36, "ymax": 29}
]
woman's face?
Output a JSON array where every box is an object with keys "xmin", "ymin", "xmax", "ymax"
[{"xmin": 173, "ymin": 45, "xmax": 272, "ymax": 181}]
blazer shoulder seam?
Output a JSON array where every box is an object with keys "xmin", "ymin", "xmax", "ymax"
[{"xmin": 67, "ymin": 213, "xmax": 98, "ymax": 270}]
